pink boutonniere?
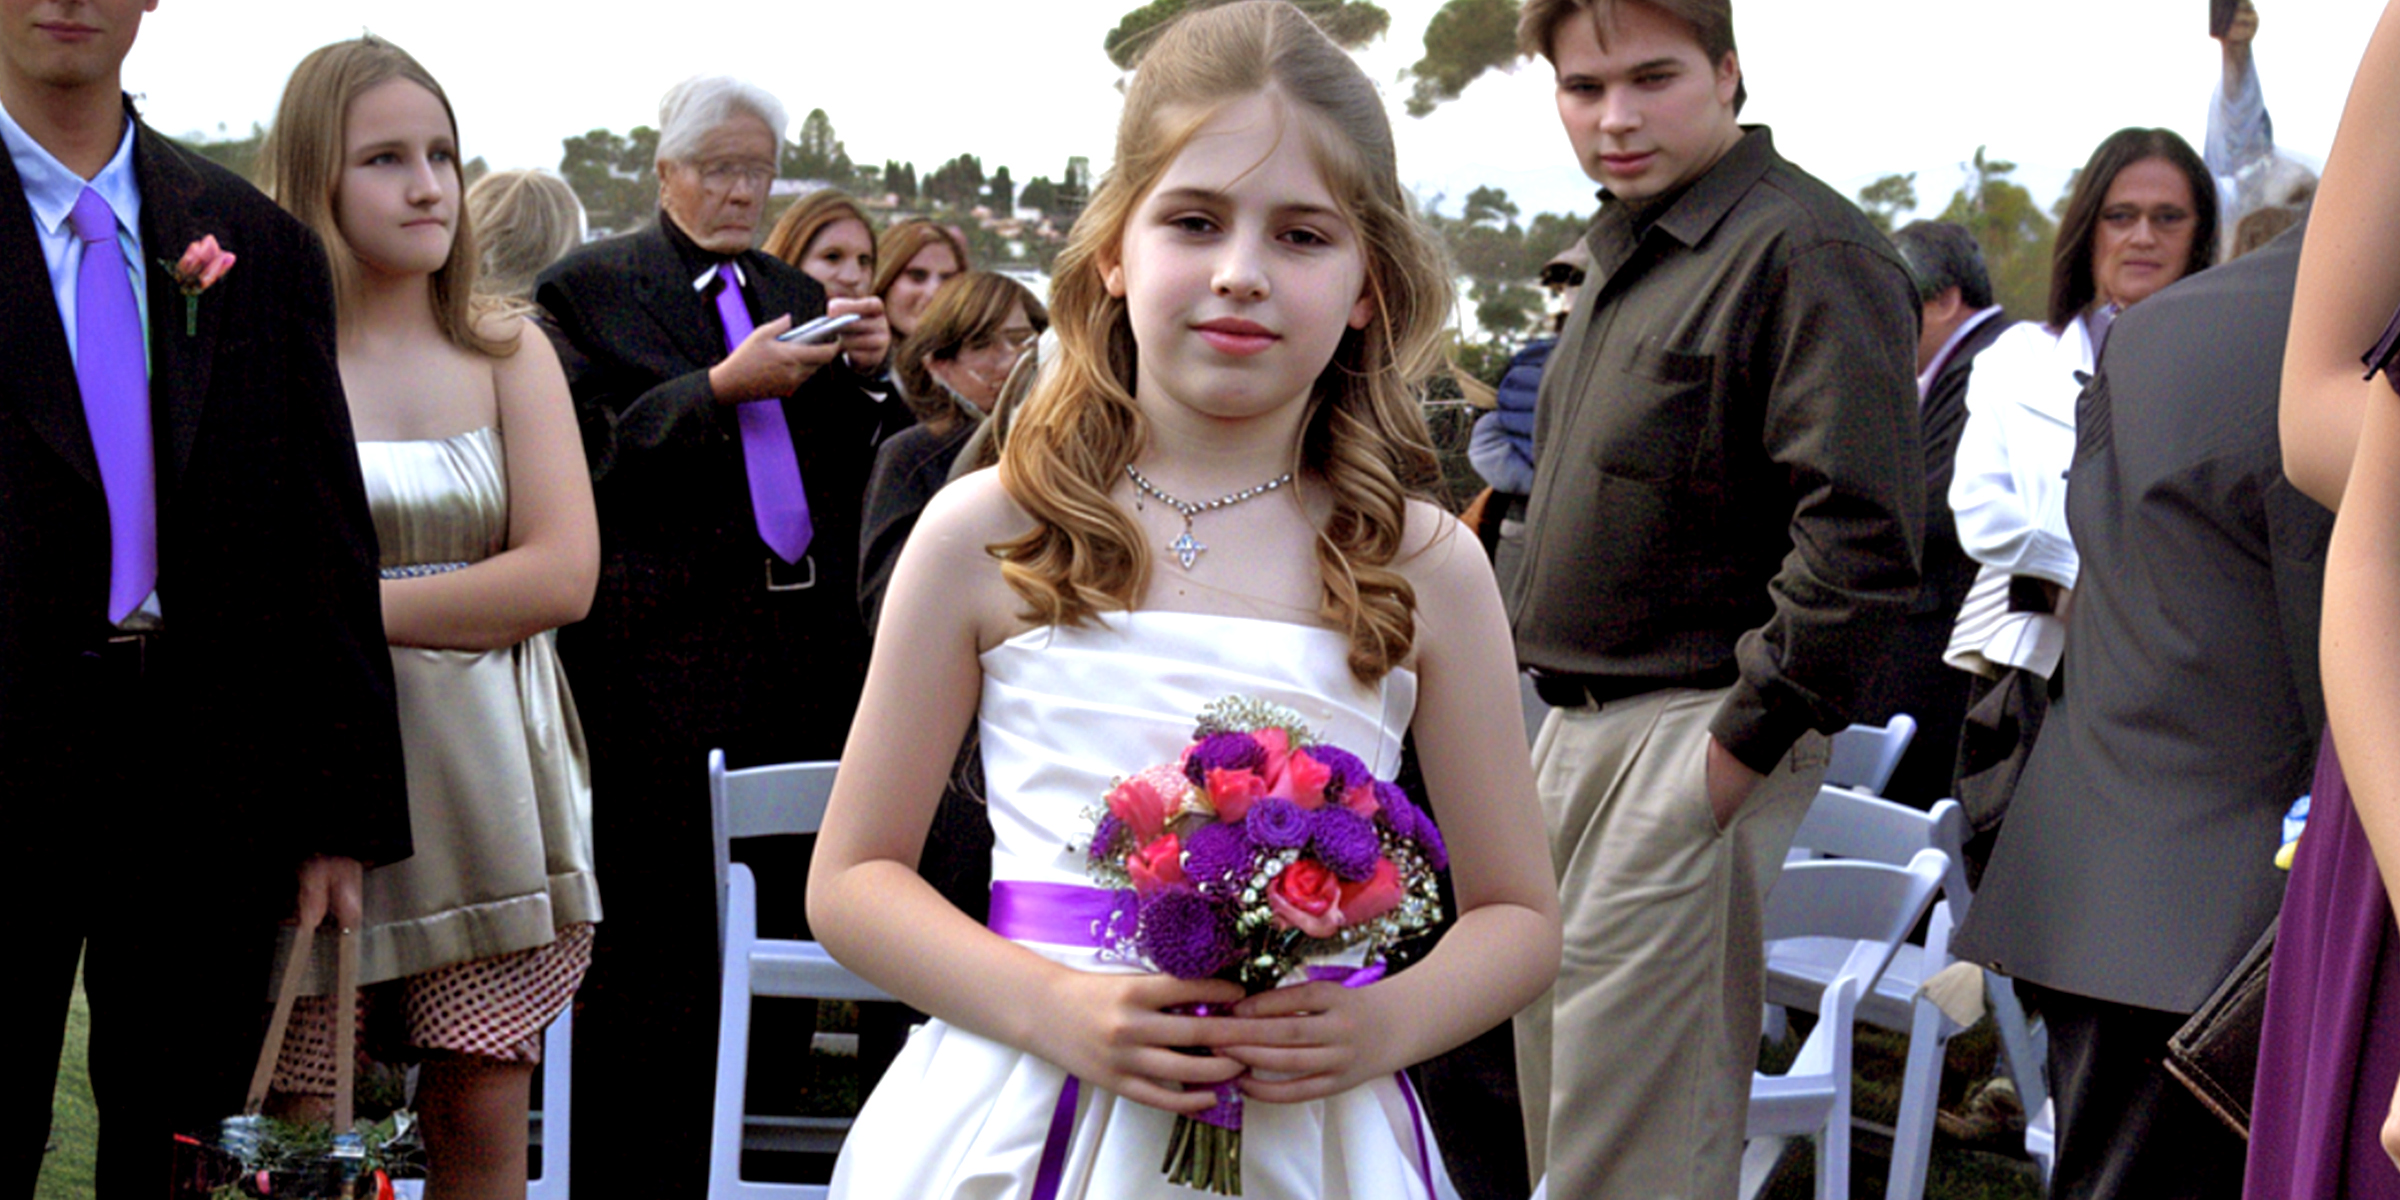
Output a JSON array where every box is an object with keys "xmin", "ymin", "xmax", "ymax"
[{"xmin": 162, "ymin": 235, "xmax": 235, "ymax": 336}]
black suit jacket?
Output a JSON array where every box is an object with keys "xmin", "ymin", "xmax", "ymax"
[
  {"xmin": 1920, "ymin": 311, "xmax": 2016, "ymax": 617},
  {"xmin": 0, "ymin": 108, "xmax": 407, "ymax": 869},
  {"xmin": 1955, "ymin": 223, "xmax": 2330, "ymax": 1013},
  {"xmin": 535, "ymin": 218, "xmax": 882, "ymax": 763}
]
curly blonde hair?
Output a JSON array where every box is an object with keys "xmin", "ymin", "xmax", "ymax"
[{"xmin": 994, "ymin": 0, "xmax": 1453, "ymax": 683}]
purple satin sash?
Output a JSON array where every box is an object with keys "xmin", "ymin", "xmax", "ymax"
[{"xmin": 988, "ymin": 880, "xmax": 1437, "ymax": 1200}]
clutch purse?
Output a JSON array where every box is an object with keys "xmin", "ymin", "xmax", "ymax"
[{"xmin": 2164, "ymin": 916, "xmax": 2278, "ymax": 1139}]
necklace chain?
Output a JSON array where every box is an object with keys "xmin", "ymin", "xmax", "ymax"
[{"xmin": 1124, "ymin": 463, "xmax": 1293, "ymax": 570}]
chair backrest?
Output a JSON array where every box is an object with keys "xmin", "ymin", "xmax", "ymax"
[
  {"xmin": 708, "ymin": 749, "xmax": 840, "ymax": 958},
  {"xmin": 1764, "ymin": 849, "xmax": 1950, "ymax": 988},
  {"xmin": 1824, "ymin": 714, "xmax": 1918, "ymax": 795},
  {"xmin": 1791, "ymin": 786, "xmax": 1974, "ymax": 925}
]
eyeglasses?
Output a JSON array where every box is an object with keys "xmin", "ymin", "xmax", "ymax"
[
  {"xmin": 963, "ymin": 329, "xmax": 1040, "ymax": 356},
  {"xmin": 694, "ymin": 159, "xmax": 777, "ymax": 194}
]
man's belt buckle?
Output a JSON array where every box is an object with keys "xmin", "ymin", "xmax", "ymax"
[
  {"xmin": 765, "ymin": 555, "xmax": 817, "ymax": 592},
  {"xmin": 103, "ymin": 630, "xmax": 153, "ymax": 675}
]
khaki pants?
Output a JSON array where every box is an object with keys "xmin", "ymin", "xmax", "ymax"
[{"xmin": 1513, "ymin": 686, "xmax": 1827, "ymax": 1200}]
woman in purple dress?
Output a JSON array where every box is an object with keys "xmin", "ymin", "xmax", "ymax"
[{"xmin": 2252, "ymin": 2, "xmax": 2400, "ymax": 1193}]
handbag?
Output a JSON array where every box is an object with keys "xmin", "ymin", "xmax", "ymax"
[
  {"xmin": 204, "ymin": 923, "xmax": 416, "ymax": 1199},
  {"xmin": 2165, "ymin": 916, "xmax": 2278, "ymax": 1139}
]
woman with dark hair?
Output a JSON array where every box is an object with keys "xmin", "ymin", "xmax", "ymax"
[
  {"xmin": 1943, "ymin": 127, "xmax": 2216, "ymax": 832},
  {"xmin": 860, "ymin": 271, "xmax": 1045, "ymax": 629}
]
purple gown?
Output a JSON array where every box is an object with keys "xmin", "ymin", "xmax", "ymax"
[{"xmin": 2247, "ymin": 732, "xmax": 2400, "ymax": 1198}]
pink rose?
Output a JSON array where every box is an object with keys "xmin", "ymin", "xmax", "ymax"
[
  {"xmin": 1266, "ymin": 859, "xmax": 1345, "ymax": 939},
  {"xmin": 1105, "ymin": 770, "xmax": 1180, "ymax": 844},
  {"xmin": 1204, "ymin": 767, "xmax": 1268, "ymax": 822},
  {"xmin": 1253, "ymin": 728, "xmax": 1291, "ymax": 787},
  {"xmin": 175, "ymin": 235, "xmax": 234, "ymax": 292},
  {"xmin": 1338, "ymin": 781, "xmax": 1381, "ymax": 820},
  {"xmin": 1270, "ymin": 749, "xmax": 1334, "ymax": 809},
  {"xmin": 1336, "ymin": 859, "xmax": 1405, "ymax": 925},
  {"xmin": 1127, "ymin": 834, "xmax": 1186, "ymax": 896}
]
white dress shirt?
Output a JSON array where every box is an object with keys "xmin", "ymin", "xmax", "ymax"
[{"xmin": 0, "ymin": 102, "xmax": 147, "ymax": 366}]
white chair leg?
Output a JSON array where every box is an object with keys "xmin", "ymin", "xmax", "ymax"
[
  {"xmin": 1820, "ymin": 1086, "xmax": 1850, "ymax": 1200},
  {"xmin": 1883, "ymin": 999, "xmax": 1946, "ymax": 1200},
  {"xmin": 528, "ymin": 1004, "xmax": 573, "ymax": 1200},
  {"xmin": 1987, "ymin": 976, "xmax": 2048, "ymax": 1114}
]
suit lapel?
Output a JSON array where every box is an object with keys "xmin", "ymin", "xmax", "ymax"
[
  {"xmin": 0, "ymin": 135, "xmax": 100, "ymax": 487},
  {"xmin": 633, "ymin": 224, "xmax": 732, "ymax": 369},
  {"xmin": 132, "ymin": 120, "xmax": 218, "ymax": 487}
]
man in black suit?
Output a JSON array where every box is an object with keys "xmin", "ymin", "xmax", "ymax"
[
  {"xmin": 1953, "ymin": 219, "xmax": 2327, "ymax": 1197},
  {"xmin": 0, "ymin": 3, "xmax": 409, "ymax": 1194},
  {"xmin": 535, "ymin": 76, "xmax": 888, "ymax": 1194},
  {"xmin": 1861, "ymin": 220, "xmax": 2013, "ymax": 807}
]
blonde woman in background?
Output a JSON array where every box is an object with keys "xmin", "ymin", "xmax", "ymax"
[{"xmin": 466, "ymin": 168, "xmax": 584, "ymax": 302}]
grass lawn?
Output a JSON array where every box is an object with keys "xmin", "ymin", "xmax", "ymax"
[{"xmin": 37, "ymin": 960, "xmax": 95, "ymax": 1200}]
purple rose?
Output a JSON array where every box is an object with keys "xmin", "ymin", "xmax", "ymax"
[
  {"xmin": 1138, "ymin": 887, "xmax": 1238, "ymax": 979},
  {"xmin": 1310, "ymin": 806, "xmax": 1383, "ymax": 881},
  {"xmin": 1307, "ymin": 744, "xmax": 1374, "ymax": 795},
  {"xmin": 1181, "ymin": 820, "xmax": 1256, "ymax": 886},
  {"xmin": 1183, "ymin": 732, "xmax": 1267, "ymax": 786},
  {"xmin": 1246, "ymin": 798, "xmax": 1311, "ymax": 850}
]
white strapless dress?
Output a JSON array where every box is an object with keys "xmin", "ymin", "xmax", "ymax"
[{"xmin": 828, "ymin": 611, "xmax": 1455, "ymax": 1200}]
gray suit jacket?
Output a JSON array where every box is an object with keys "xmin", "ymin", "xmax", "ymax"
[{"xmin": 1952, "ymin": 223, "xmax": 2331, "ymax": 1014}]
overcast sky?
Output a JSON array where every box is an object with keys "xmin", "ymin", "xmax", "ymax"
[{"xmin": 123, "ymin": 0, "xmax": 2383, "ymax": 225}]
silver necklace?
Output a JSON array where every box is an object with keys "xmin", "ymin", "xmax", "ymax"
[{"xmin": 1124, "ymin": 463, "xmax": 1293, "ymax": 570}]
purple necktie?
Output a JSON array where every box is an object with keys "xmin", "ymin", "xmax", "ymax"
[
  {"xmin": 714, "ymin": 263, "xmax": 812, "ymax": 563},
  {"xmin": 69, "ymin": 188, "xmax": 157, "ymax": 624}
]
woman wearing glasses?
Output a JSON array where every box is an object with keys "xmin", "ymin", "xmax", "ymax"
[{"xmin": 861, "ymin": 272, "xmax": 1047, "ymax": 629}]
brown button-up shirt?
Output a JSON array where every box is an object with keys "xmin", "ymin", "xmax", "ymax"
[{"xmin": 1509, "ymin": 127, "xmax": 1925, "ymax": 773}]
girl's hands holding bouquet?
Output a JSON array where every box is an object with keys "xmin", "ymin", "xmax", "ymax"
[
  {"xmin": 1217, "ymin": 978, "xmax": 1407, "ymax": 1104},
  {"xmin": 1031, "ymin": 969, "xmax": 1251, "ymax": 1116}
]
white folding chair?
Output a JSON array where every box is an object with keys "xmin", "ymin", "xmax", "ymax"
[
  {"xmin": 1744, "ymin": 849, "xmax": 1949, "ymax": 1200},
  {"xmin": 1769, "ymin": 786, "xmax": 2047, "ymax": 1200},
  {"xmin": 2025, "ymin": 1097, "xmax": 2056, "ymax": 1185},
  {"xmin": 1824, "ymin": 714, "xmax": 1918, "ymax": 796},
  {"xmin": 388, "ymin": 1002, "xmax": 573, "ymax": 1200},
  {"xmin": 707, "ymin": 751, "xmax": 894, "ymax": 1200}
]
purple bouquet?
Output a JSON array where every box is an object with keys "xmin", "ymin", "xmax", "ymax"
[{"xmin": 1082, "ymin": 696, "xmax": 1446, "ymax": 1194}]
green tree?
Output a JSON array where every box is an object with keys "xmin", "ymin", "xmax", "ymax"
[
  {"xmin": 1057, "ymin": 156, "xmax": 1093, "ymax": 222},
  {"xmin": 1461, "ymin": 184, "xmax": 1519, "ymax": 227},
  {"xmin": 1021, "ymin": 175, "xmax": 1058, "ymax": 217},
  {"xmin": 884, "ymin": 160, "xmax": 918, "ymax": 204},
  {"xmin": 1936, "ymin": 147, "xmax": 2056, "ymax": 320},
  {"xmin": 1522, "ymin": 210, "xmax": 1587, "ymax": 266},
  {"xmin": 1855, "ymin": 172, "xmax": 1918, "ymax": 235},
  {"xmin": 787, "ymin": 108, "xmax": 852, "ymax": 185},
  {"xmin": 1403, "ymin": 0, "xmax": 1521, "ymax": 117},
  {"xmin": 178, "ymin": 122, "xmax": 265, "ymax": 183},
  {"xmin": 1474, "ymin": 281, "xmax": 1544, "ymax": 341},
  {"xmin": 558, "ymin": 125, "xmax": 659, "ymax": 237},
  {"xmin": 988, "ymin": 165, "xmax": 1016, "ymax": 214},
  {"xmin": 1104, "ymin": 0, "xmax": 1389, "ymax": 69},
  {"xmin": 924, "ymin": 154, "xmax": 986, "ymax": 209}
]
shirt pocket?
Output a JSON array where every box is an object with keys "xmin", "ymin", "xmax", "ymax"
[{"xmin": 1590, "ymin": 345, "xmax": 1715, "ymax": 485}]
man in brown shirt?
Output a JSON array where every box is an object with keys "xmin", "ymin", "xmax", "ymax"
[{"xmin": 1505, "ymin": 2, "xmax": 1923, "ymax": 1195}]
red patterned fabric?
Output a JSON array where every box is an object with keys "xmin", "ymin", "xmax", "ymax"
[{"xmin": 273, "ymin": 922, "xmax": 594, "ymax": 1095}]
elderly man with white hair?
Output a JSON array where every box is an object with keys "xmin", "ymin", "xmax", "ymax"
[{"xmin": 536, "ymin": 76, "xmax": 891, "ymax": 1193}]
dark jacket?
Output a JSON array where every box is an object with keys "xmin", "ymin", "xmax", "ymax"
[
  {"xmin": 0, "ymin": 111, "xmax": 407, "ymax": 868},
  {"xmin": 1510, "ymin": 128, "xmax": 1926, "ymax": 773},
  {"xmin": 1954, "ymin": 222, "xmax": 2328, "ymax": 1013}
]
